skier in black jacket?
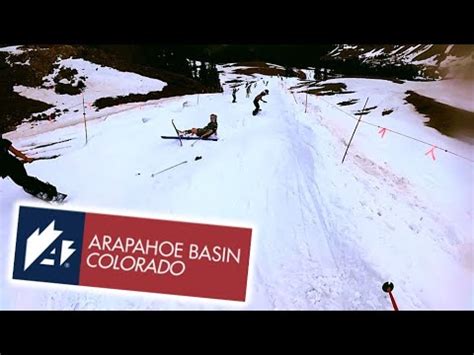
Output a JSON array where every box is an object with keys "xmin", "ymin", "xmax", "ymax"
[
  {"xmin": 0, "ymin": 134, "xmax": 58, "ymax": 199},
  {"xmin": 253, "ymin": 89, "xmax": 269, "ymax": 115},
  {"xmin": 232, "ymin": 87, "xmax": 238, "ymax": 103}
]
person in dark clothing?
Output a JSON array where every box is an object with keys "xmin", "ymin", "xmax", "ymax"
[
  {"xmin": 322, "ymin": 68, "xmax": 328, "ymax": 81},
  {"xmin": 246, "ymin": 83, "xmax": 251, "ymax": 98},
  {"xmin": 0, "ymin": 134, "xmax": 58, "ymax": 199},
  {"xmin": 179, "ymin": 114, "xmax": 218, "ymax": 139},
  {"xmin": 253, "ymin": 89, "xmax": 269, "ymax": 115},
  {"xmin": 232, "ymin": 87, "xmax": 238, "ymax": 103}
]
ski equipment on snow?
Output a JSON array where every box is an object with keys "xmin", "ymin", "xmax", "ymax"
[
  {"xmin": 161, "ymin": 136, "xmax": 218, "ymax": 141},
  {"xmin": 25, "ymin": 189, "xmax": 68, "ymax": 203},
  {"xmin": 382, "ymin": 281, "xmax": 399, "ymax": 311},
  {"xmin": 171, "ymin": 119, "xmax": 183, "ymax": 146},
  {"xmin": 151, "ymin": 160, "xmax": 188, "ymax": 177}
]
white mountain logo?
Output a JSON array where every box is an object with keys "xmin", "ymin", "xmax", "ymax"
[{"xmin": 24, "ymin": 220, "xmax": 76, "ymax": 271}]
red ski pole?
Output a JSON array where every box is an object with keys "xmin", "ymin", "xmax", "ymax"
[{"xmin": 382, "ymin": 282, "xmax": 399, "ymax": 311}]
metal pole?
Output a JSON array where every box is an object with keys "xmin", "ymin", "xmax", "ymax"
[
  {"xmin": 341, "ymin": 97, "xmax": 369, "ymax": 164},
  {"xmin": 382, "ymin": 281, "xmax": 399, "ymax": 311},
  {"xmin": 388, "ymin": 291, "xmax": 399, "ymax": 311},
  {"xmin": 191, "ymin": 137, "xmax": 202, "ymax": 147},
  {"xmin": 151, "ymin": 160, "xmax": 188, "ymax": 177},
  {"xmin": 305, "ymin": 93, "xmax": 308, "ymax": 113},
  {"xmin": 292, "ymin": 93, "xmax": 298, "ymax": 104},
  {"xmin": 83, "ymin": 94, "xmax": 88, "ymax": 144}
]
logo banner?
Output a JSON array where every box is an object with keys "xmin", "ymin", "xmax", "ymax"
[{"xmin": 13, "ymin": 206, "xmax": 252, "ymax": 302}]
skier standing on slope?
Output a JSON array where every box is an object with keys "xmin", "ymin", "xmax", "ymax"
[
  {"xmin": 0, "ymin": 134, "xmax": 59, "ymax": 199},
  {"xmin": 246, "ymin": 83, "xmax": 252, "ymax": 98},
  {"xmin": 232, "ymin": 87, "xmax": 238, "ymax": 103},
  {"xmin": 178, "ymin": 114, "xmax": 218, "ymax": 139}
]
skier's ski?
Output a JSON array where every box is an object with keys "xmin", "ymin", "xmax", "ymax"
[
  {"xmin": 50, "ymin": 192, "xmax": 68, "ymax": 203},
  {"xmin": 24, "ymin": 189, "xmax": 68, "ymax": 204},
  {"xmin": 161, "ymin": 136, "xmax": 218, "ymax": 141}
]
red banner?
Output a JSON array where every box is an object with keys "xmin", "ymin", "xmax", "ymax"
[{"xmin": 80, "ymin": 213, "xmax": 252, "ymax": 301}]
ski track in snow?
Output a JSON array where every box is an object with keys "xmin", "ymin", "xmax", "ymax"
[{"xmin": 1, "ymin": 68, "xmax": 472, "ymax": 310}]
